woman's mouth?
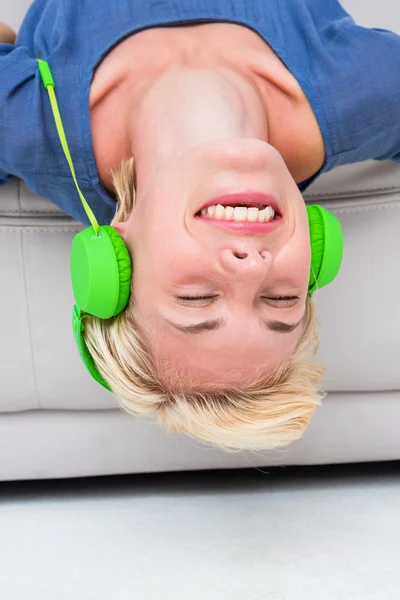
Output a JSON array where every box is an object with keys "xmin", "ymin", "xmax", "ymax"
[
  {"xmin": 195, "ymin": 192, "xmax": 282, "ymax": 233},
  {"xmin": 199, "ymin": 203, "xmax": 276, "ymax": 223}
]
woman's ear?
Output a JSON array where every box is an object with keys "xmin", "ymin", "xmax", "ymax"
[{"xmin": 112, "ymin": 222, "xmax": 129, "ymax": 240}]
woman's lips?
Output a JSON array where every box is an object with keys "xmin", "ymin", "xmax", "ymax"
[
  {"xmin": 196, "ymin": 191, "xmax": 282, "ymax": 234},
  {"xmin": 196, "ymin": 215, "xmax": 282, "ymax": 234},
  {"xmin": 198, "ymin": 192, "xmax": 281, "ymax": 215}
]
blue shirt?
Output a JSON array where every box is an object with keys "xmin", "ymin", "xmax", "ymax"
[{"xmin": 1, "ymin": 0, "xmax": 400, "ymax": 225}]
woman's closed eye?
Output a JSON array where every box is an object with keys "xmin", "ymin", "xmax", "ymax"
[
  {"xmin": 177, "ymin": 295, "xmax": 217, "ymax": 301},
  {"xmin": 176, "ymin": 295, "xmax": 218, "ymax": 307},
  {"xmin": 263, "ymin": 295, "xmax": 299, "ymax": 307}
]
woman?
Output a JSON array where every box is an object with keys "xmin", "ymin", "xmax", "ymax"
[{"xmin": 1, "ymin": 1, "xmax": 399, "ymax": 450}]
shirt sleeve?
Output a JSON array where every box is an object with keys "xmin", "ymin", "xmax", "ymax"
[
  {"xmin": 0, "ymin": 43, "xmax": 38, "ymax": 185},
  {"xmin": 369, "ymin": 28, "xmax": 400, "ymax": 166}
]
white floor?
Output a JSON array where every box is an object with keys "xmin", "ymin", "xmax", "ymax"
[{"xmin": 0, "ymin": 463, "xmax": 399, "ymax": 600}]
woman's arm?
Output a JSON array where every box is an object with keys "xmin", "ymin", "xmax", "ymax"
[{"xmin": 0, "ymin": 22, "xmax": 16, "ymax": 44}]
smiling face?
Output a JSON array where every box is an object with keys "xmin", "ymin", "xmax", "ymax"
[{"xmin": 113, "ymin": 138, "xmax": 311, "ymax": 390}]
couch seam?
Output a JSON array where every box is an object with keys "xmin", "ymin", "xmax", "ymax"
[
  {"xmin": 19, "ymin": 232, "xmax": 41, "ymax": 409},
  {"xmin": 0, "ymin": 209, "xmax": 65, "ymax": 215},
  {"xmin": 1, "ymin": 196, "xmax": 399, "ymax": 217},
  {"xmin": 1, "ymin": 196, "xmax": 399, "ymax": 216},
  {"xmin": 0, "ymin": 203, "xmax": 397, "ymax": 230},
  {"xmin": 0, "ymin": 228, "xmax": 81, "ymax": 233},
  {"xmin": 304, "ymin": 185, "xmax": 400, "ymax": 198},
  {"xmin": 328, "ymin": 203, "xmax": 400, "ymax": 215}
]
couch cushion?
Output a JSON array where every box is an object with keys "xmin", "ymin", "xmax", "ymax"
[{"xmin": 1, "ymin": 158, "xmax": 399, "ymax": 412}]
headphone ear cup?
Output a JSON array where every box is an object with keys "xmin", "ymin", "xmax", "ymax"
[
  {"xmin": 71, "ymin": 225, "xmax": 132, "ymax": 319},
  {"xmin": 102, "ymin": 226, "xmax": 132, "ymax": 316},
  {"xmin": 307, "ymin": 205, "xmax": 344, "ymax": 293}
]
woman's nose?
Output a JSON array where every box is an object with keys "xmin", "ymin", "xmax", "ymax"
[{"xmin": 219, "ymin": 246, "xmax": 272, "ymax": 278}]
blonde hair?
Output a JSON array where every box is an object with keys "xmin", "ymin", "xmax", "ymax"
[{"xmin": 83, "ymin": 158, "xmax": 326, "ymax": 451}]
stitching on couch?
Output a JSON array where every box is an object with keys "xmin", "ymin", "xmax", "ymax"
[
  {"xmin": 19, "ymin": 232, "xmax": 41, "ymax": 409},
  {"xmin": 0, "ymin": 203, "xmax": 398, "ymax": 230},
  {"xmin": 1, "ymin": 192, "xmax": 398, "ymax": 214},
  {"xmin": 304, "ymin": 184, "xmax": 400, "ymax": 198},
  {"xmin": 2, "ymin": 193, "xmax": 399, "ymax": 215},
  {"xmin": 1, "ymin": 203, "xmax": 399, "ymax": 226},
  {"xmin": 0, "ymin": 228, "xmax": 81, "ymax": 233},
  {"xmin": 0, "ymin": 209, "xmax": 65, "ymax": 214},
  {"xmin": 329, "ymin": 203, "xmax": 400, "ymax": 215}
]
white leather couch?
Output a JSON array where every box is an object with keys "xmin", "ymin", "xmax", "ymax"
[{"xmin": 1, "ymin": 0, "xmax": 399, "ymax": 481}]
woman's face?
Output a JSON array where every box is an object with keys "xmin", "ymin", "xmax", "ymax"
[{"xmin": 115, "ymin": 138, "xmax": 311, "ymax": 389}]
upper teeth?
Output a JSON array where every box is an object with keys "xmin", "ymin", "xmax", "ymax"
[{"xmin": 200, "ymin": 205, "xmax": 276, "ymax": 223}]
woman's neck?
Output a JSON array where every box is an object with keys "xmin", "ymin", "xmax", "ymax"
[{"xmin": 89, "ymin": 23, "xmax": 324, "ymax": 192}]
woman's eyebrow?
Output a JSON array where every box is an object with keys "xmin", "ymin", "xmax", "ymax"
[{"xmin": 163, "ymin": 317, "xmax": 304, "ymax": 334}]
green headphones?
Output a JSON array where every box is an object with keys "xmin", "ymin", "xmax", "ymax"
[{"xmin": 38, "ymin": 60, "xmax": 344, "ymax": 393}]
